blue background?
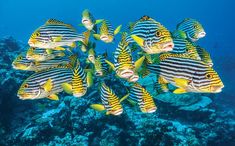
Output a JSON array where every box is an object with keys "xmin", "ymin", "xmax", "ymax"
[{"xmin": 0, "ymin": 0, "xmax": 234, "ymax": 98}]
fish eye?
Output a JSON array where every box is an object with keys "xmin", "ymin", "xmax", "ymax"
[
  {"xmin": 32, "ymin": 47, "xmax": 36, "ymax": 50},
  {"xmin": 193, "ymin": 25, "xmax": 199, "ymax": 29},
  {"xmin": 156, "ymin": 31, "xmax": 162, "ymax": 37},
  {"xmin": 24, "ymin": 84, "xmax": 29, "ymax": 88},
  {"xmin": 206, "ymin": 73, "xmax": 213, "ymax": 79},
  {"xmin": 18, "ymin": 56, "xmax": 23, "ymax": 60}
]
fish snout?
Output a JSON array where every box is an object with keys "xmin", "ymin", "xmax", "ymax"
[
  {"xmin": 211, "ymin": 84, "xmax": 224, "ymax": 93},
  {"xmin": 146, "ymin": 107, "xmax": 157, "ymax": 113},
  {"xmin": 119, "ymin": 69, "xmax": 134, "ymax": 78},
  {"xmin": 82, "ymin": 18, "xmax": 90, "ymax": 24},
  {"xmin": 112, "ymin": 108, "xmax": 123, "ymax": 116}
]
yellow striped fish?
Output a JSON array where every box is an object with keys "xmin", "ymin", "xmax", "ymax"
[
  {"xmin": 80, "ymin": 9, "xmax": 103, "ymax": 33},
  {"xmin": 61, "ymin": 61, "xmax": 88, "ymax": 97},
  {"xmin": 126, "ymin": 16, "xmax": 174, "ymax": 54},
  {"xmin": 17, "ymin": 67, "xmax": 73, "ymax": 100},
  {"xmin": 93, "ymin": 20, "xmax": 122, "ymax": 43},
  {"xmin": 105, "ymin": 41, "xmax": 145, "ymax": 80},
  {"xmin": 12, "ymin": 53, "xmax": 72, "ymax": 72},
  {"xmin": 176, "ymin": 18, "xmax": 206, "ymax": 42},
  {"xmin": 196, "ymin": 46, "xmax": 213, "ymax": 67},
  {"xmin": 26, "ymin": 47, "xmax": 65, "ymax": 61},
  {"xmin": 90, "ymin": 82, "xmax": 124, "ymax": 116},
  {"xmin": 147, "ymin": 55, "xmax": 224, "ymax": 94},
  {"xmin": 28, "ymin": 19, "xmax": 84, "ymax": 49},
  {"xmin": 128, "ymin": 83, "xmax": 157, "ymax": 113}
]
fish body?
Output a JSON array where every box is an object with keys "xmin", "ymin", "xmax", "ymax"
[
  {"xmin": 12, "ymin": 54, "xmax": 71, "ymax": 72},
  {"xmin": 99, "ymin": 82, "xmax": 123, "ymax": 115},
  {"xmin": 147, "ymin": 56, "xmax": 224, "ymax": 93},
  {"xmin": 17, "ymin": 68, "xmax": 73, "ymax": 100},
  {"xmin": 129, "ymin": 83, "xmax": 157, "ymax": 113},
  {"xmin": 93, "ymin": 20, "xmax": 121, "ymax": 43},
  {"xmin": 126, "ymin": 16, "xmax": 174, "ymax": 54},
  {"xmin": 94, "ymin": 54, "xmax": 110, "ymax": 77},
  {"xmin": 28, "ymin": 19, "xmax": 84, "ymax": 49},
  {"xmin": 176, "ymin": 18, "xmax": 206, "ymax": 42},
  {"xmin": 26, "ymin": 47, "xmax": 65, "ymax": 61}
]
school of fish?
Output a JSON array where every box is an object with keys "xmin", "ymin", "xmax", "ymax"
[{"xmin": 12, "ymin": 9, "xmax": 224, "ymax": 116}]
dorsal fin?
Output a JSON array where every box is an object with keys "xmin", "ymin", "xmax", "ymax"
[
  {"xmin": 46, "ymin": 19, "xmax": 66, "ymax": 25},
  {"xmin": 45, "ymin": 19, "xmax": 73, "ymax": 28}
]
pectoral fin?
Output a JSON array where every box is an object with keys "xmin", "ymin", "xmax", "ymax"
[
  {"xmin": 93, "ymin": 34, "xmax": 101, "ymax": 40},
  {"xmin": 173, "ymin": 88, "xmax": 187, "ymax": 94},
  {"xmin": 95, "ymin": 19, "xmax": 103, "ymax": 24},
  {"xmin": 69, "ymin": 42, "xmax": 76, "ymax": 48},
  {"xmin": 134, "ymin": 56, "xmax": 145, "ymax": 70},
  {"xmin": 131, "ymin": 35, "xmax": 144, "ymax": 47},
  {"xmin": 114, "ymin": 25, "xmax": 122, "ymax": 35},
  {"xmin": 120, "ymin": 93, "xmax": 130, "ymax": 102},
  {"xmin": 173, "ymin": 78, "xmax": 189, "ymax": 88},
  {"xmin": 43, "ymin": 78, "xmax": 53, "ymax": 92},
  {"xmin": 78, "ymin": 23, "xmax": 84, "ymax": 27},
  {"xmin": 47, "ymin": 94, "xmax": 59, "ymax": 100},
  {"xmin": 86, "ymin": 71, "xmax": 93, "ymax": 88},
  {"xmin": 90, "ymin": 104, "xmax": 105, "ymax": 112},
  {"xmin": 105, "ymin": 60, "xmax": 115, "ymax": 71},
  {"xmin": 53, "ymin": 36, "xmax": 62, "ymax": 42},
  {"xmin": 54, "ymin": 46, "xmax": 65, "ymax": 51},
  {"xmin": 46, "ymin": 49, "xmax": 53, "ymax": 55},
  {"xmin": 61, "ymin": 83, "xmax": 72, "ymax": 94}
]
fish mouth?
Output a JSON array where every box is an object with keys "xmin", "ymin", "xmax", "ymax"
[
  {"xmin": 197, "ymin": 31, "xmax": 206, "ymax": 38},
  {"xmin": 95, "ymin": 71, "xmax": 103, "ymax": 76},
  {"xmin": 73, "ymin": 89, "xmax": 87, "ymax": 98},
  {"xmin": 129, "ymin": 75, "xmax": 139, "ymax": 82},
  {"xmin": 112, "ymin": 109, "xmax": 123, "ymax": 116},
  {"xmin": 17, "ymin": 90, "xmax": 41, "ymax": 100},
  {"xmin": 82, "ymin": 18, "xmax": 90, "ymax": 24},
  {"xmin": 26, "ymin": 55, "xmax": 33, "ymax": 60},
  {"xmin": 119, "ymin": 69, "xmax": 134, "ymax": 78},
  {"xmin": 211, "ymin": 84, "xmax": 224, "ymax": 93},
  {"xmin": 100, "ymin": 35, "xmax": 109, "ymax": 41},
  {"xmin": 145, "ymin": 107, "xmax": 157, "ymax": 113},
  {"xmin": 162, "ymin": 42, "xmax": 174, "ymax": 52}
]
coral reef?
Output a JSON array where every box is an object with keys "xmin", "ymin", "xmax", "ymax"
[{"xmin": 0, "ymin": 37, "xmax": 234, "ymax": 146}]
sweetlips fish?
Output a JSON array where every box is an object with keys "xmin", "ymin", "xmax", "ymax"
[
  {"xmin": 126, "ymin": 15, "xmax": 174, "ymax": 54},
  {"xmin": 127, "ymin": 83, "xmax": 157, "ymax": 113},
  {"xmin": 28, "ymin": 19, "xmax": 85, "ymax": 50},
  {"xmin": 176, "ymin": 18, "xmax": 206, "ymax": 42},
  {"xmin": 26, "ymin": 47, "xmax": 65, "ymax": 61},
  {"xmin": 17, "ymin": 59, "xmax": 92, "ymax": 100},
  {"xmin": 90, "ymin": 82, "xmax": 127, "ymax": 116},
  {"xmin": 147, "ymin": 54, "xmax": 224, "ymax": 94},
  {"xmin": 105, "ymin": 41, "xmax": 145, "ymax": 81},
  {"xmin": 93, "ymin": 20, "xmax": 122, "ymax": 43},
  {"xmin": 79, "ymin": 9, "xmax": 103, "ymax": 33},
  {"xmin": 12, "ymin": 53, "xmax": 73, "ymax": 72}
]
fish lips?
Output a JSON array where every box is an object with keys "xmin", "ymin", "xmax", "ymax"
[
  {"xmin": 211, "ymin": 84, "xmax": 224, "ymax": 93},
  {"xmin": 17, "ymin": 90, "xmax": 41, "ymax": 100},
  {"xmin": 161, "ymin": 42, "xmax": 174, "ymax": 52},
  {"xmin": 128, "ymin": 74, "xmax": 139, "ymax": 82},
  {"xmin": 197, "ymin": 31, "xmax": 206, "ymax": 39},
  {"xmin": 82, "ymin": 18, "xmax": 90, "ymax": 25},
  {"xmin": 118, "ymin": 69, "xmax": 134, "ymax": 78},
  {"xmin": 144, "ymin": 107, "xmax": 157, "ymax": 113},
  {"xmin": 112, "ymin": 108, "xmax": 123, "ymax": 116}
]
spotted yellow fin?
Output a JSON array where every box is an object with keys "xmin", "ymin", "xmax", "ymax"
[
  {"xmin": 47, "ymin": 94, "xmax": 59, "ymax": 100},
  {"xmin": 83, "ymin": 31, "xmax": 90, "ymax": 46},
  {"xmin": 105, "ymin": 60, "xmax": 115, "ymax": 71},
  {"xmin": 114, "ymin": 25, "xmax": 122, "ymax": 35},
  {"xmin": 43, "ymin": 78, "xmax": 53, "ymax": 92},
  {"xmin": 134, "ymin": 56, "xmax": 145, "ymax": 70},
  {"xmin": 69, "ymin": 42, "xmax": 76, "ymax": 48},
  {"xmin": 131, "ymin": 35, "xmax": 144, "ymax": 47},
  {"xmin": 61, "ymin": 83, "xmax": 72, "ymax": 94},
  {"xmin": 173, "ymin": 88, "xmax": 187, "ymax": 94},
  {"xmin": 90, "ymin": 104, "xmax": 105, "ymax": 112},
  {"xmin": 93, "ymin": 34, "xmax": 101, "ymax": 40}
]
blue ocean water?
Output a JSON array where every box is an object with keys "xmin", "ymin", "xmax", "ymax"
[{"xmin": 0, "ymin": 0, "xmax": 235, "ymax": 145}]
